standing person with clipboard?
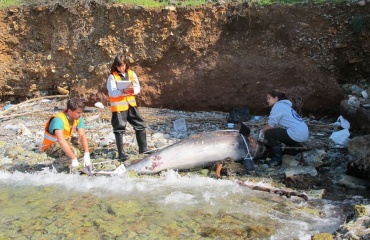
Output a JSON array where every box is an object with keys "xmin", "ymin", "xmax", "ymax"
[{"xmin": 106, "ymin": 54, "xmax": 152, "ymax": 161}]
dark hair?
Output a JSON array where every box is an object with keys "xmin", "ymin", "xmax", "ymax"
[
  {"xmin": 67, "ymin": 97, "xmax": 85, "ymax": 111},
  {"xmin": 267, "ymin": 89, "xmax": 287, "ymax": 101},
  {"xmin": 110, "ymin": 54, "xmax": 131, "ymax": 73}
]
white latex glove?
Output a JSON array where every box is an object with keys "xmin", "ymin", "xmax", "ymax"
[
  {"xmin": 71, "ymin": 158, "xmax": 79, "ymax": 168},
  {"xmin": 83, "ymin": 152, "xmax": 91, "ymax": 167},
  {"xmin": 258, "ymin": 130, "xmax": 264, "ymax": 141}
]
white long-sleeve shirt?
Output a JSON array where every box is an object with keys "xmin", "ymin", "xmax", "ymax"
[
  {"xmin": 268, "ymin": 100, "xmax": 309, "ymax": 142},
  {"xmin": 106, "ymin": 71, "xmax": 141, "ymax": 97}
]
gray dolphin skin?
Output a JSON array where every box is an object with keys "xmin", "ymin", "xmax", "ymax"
[{"xmin": 126, "ymin": 131, "xmax": 248, "ymax": 174}]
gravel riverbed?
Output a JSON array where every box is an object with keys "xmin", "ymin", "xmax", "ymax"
[{"xmin": 1, "ymin": 97, "xmax": 370, "ymax": 239}]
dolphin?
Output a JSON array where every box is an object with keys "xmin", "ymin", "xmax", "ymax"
[{"xmin": 126, "ymin": 130, "xmax": 256, "ymax": 174}]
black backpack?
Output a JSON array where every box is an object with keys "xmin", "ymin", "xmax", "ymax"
[{"xmin": 226, "ymin": 106, "xmax": 251, "ymax": 123}]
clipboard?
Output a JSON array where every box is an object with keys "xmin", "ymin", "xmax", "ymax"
[{"xmin": 116, "ymin": 81, "xmax": 132, "ymax": 90}]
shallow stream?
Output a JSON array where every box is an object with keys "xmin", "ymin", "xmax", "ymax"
[{"xmin": 0, "ymin": 169, "xmax": 354, "ymax": 239}]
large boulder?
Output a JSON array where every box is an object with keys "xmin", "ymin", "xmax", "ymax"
[
  {"xmin": 340, "ymin": 97, "xmax": 370, "ymax": 134},
  {"xmin": 346, "ymin": 135, "xmax": 370, "ymax": 181}
]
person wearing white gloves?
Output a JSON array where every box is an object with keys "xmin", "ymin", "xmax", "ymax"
[
  {"xmin": 260, "ymin": 90, "xmax": 309, "ymax": 166},
  {"xmin": 41, "ymin": 97, "xmax": 97, "ymax": 172}
]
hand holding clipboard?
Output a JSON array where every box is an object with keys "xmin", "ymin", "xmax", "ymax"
[
  {"xmin": 117, "ymin": 81, "xmax": 132, "ymax": 90},
  {"xmin": 117, "ymin": 81, "xmax": 134, "ymax": 95}
]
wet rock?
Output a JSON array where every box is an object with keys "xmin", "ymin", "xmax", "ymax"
[
  {"xmin": 333, "ymin": 204, "xmax": 370, "ymax": 240},
  {"xmin": 311, "ymin": 232, "xmax": 334, "ymax": 240},
  {"xmin": 346, "ymin": 135, "xmax": 370, "ymax": 180},
  {"xmin": 337, "ymin": 175, "xmax": 370, "ymax": 190},
  {"xmin": 354, "ymin": 204, "xmax": 368, "ymax": 218},
  {"xmin": 306, "ymin": 189, "xmax": 327, "ymax": 199},
  {"xmin": 6, "ymin": 146, "xmax": 25, "ymax": 159},
  {"xmin": 281, "ymin": 155, "xmax": 300, "ymax": 168},
  {"xmin": 284, "ymin": 166, "xmax": 318, "ymax": 177},
  {"xmin": 0, "ymin": 157, "xmax": 13, "ymax": 166},
  {"xmin": 340, "ymin": 98, "xmax": 370, "ymax": 134},
  {"xmin": 300, "ymin": 149, "xmax": 326, "ymax": 168},
  {"xmin": 284, "ymin": 174, "xmax": 320, "ymax": 190},
  {"xmin": 347, "ymin": 135, "xmax": 370, "ymax": 159}
]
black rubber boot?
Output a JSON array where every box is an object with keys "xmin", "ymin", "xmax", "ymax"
[
  {"xmin": 136, "ymin": 130, "xmax": 150, "ymax": 154},
  {"xmin": 269, "ymin": 145, "xmax": 283, "ymax": 166},
  {"xmin": 114, "ymin": 132, "xmax": 128, "ymax": 161},
  {"xmin": 242, "ymin": 158, "xmax": 255, "ymax": 174}
]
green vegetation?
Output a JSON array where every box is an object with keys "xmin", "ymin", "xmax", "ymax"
[
  {"xmin": 0, "ymin": 0, "xmax": 21, "ymax": 8},
  {"xmin": 0, "ymin": 0, "xmax": 360, "ymax": 9}
]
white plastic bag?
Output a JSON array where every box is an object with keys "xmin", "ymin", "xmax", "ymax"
[
  {"xmin": 94, "ymin": 102, "xmax": 104, "ymax": 108},
  {"xmin": 333, "ymin": 115, "xmax": 350, "ymax": 129},
  {"xmin": 329, "ymin": 129, "xmax": 350, "ymax": 146},
  {"xmin": 362, "ymin": 90, "xmax": 368, "ymax": 99}
]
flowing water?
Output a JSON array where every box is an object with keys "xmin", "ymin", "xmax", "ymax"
[{"xmin": 0, "ymin": 169, "xmax": 350, "ymax": 240}]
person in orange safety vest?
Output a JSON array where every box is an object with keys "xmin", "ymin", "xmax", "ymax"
[
  {"xmin": 106, "ymin": 54, "xmax": 153, "ymax": 162},
  {"xmin": 41, "ymin": 97, "xmax": 97, "ymax": 172}
]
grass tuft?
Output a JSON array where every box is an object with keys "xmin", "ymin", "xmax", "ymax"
[{"xmin": 0, "ymin": 0, "xmax": 21, "ymax": 8}]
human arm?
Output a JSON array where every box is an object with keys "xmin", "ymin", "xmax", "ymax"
[
  {"xmin": 121, "ymin": 71, "xmax": 140, "ymax": 95},
  {"xmin": 77, "ymin": 127, "xmax": 89, "ymax": 154},
  {"xmin": 54, "ymin": 129, "xmax": 78, "ymax": 161},
  {"xmin": 77, "ymin": 127, "xmax": 91, "ymax": 166},
  {"xmin": 106, "ymin": 72, "xmax": 140, "ymax": 97},
  {"xmin": 107, "ymin": 74, "xmax": 123, "ymax": 97},
  {"xmin": 261, "ymin": 103, "xmax": 282, "ymax": 134},
  {"xmin": 259, "ymin": 105, "xmax": 279, "ymax": 137}
]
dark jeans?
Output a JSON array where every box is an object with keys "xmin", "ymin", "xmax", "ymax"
[
  {"xmin": 111, "ymin": 106, "xmax": 146, "ymax": 133},
  {"xmin": 264, "ymin": 128, "xmax": 298, "ymax": 147}
]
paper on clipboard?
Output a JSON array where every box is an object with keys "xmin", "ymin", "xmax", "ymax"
[{"xmin": 116, "ymin": 81, "xmax": 132, "ymax": 90}]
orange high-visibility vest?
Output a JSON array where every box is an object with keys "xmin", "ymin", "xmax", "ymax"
[
  {"xmin": 40, "ymin": 111, "xmax": 80, "ymax": 152},
  {"xmin": 109, "ymin": 70, "xmax": 137, "ymax": 112}
]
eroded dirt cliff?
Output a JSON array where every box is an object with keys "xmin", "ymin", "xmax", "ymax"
[{"xmin": 0, "ymin": 2, "xmax": 369, "ymax": 117}]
